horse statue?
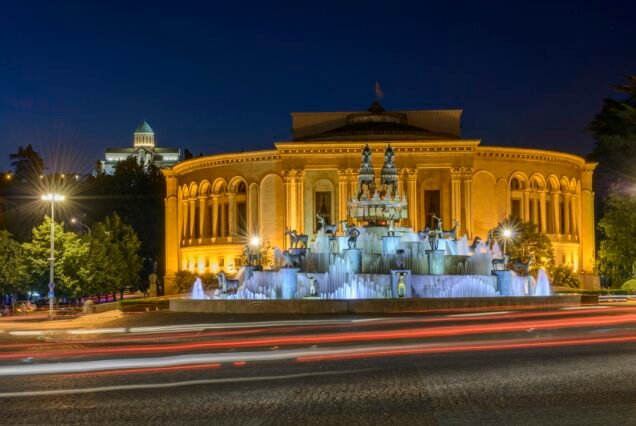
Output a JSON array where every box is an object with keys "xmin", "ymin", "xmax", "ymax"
[
  {"xmin": 316, "ymin": 214, "xmax": 338, "ymax": 236},
  {"xmin": 285, "ymin": 229, "xmax": 309, "ymax": 248},
  {"xmin": 282, "ymin": 250, "xmax": 303, "ymax": 268},
  {"xmin": 512, "ymin": 258, "xmax": 533, "ymax": 276},
  {"xmin": 469, "ymin": 236, "xmax": 483, "ymax": 253},
  {"xmin": 217, "ymin": 271, "xmax": 239, "ymax": 293}
]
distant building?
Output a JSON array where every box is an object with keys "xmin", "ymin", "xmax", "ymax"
[{"xmin": 101, "ymin": 121, "xmax": 180, "ymax": 174}]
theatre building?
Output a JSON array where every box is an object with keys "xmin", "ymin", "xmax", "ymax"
[{"xmin": 162, "ymin": 101, "xmax": 597, "ymax": 292}]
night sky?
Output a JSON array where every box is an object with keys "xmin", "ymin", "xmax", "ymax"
[{"xmin": 1, "ymin": 0, "xmax": 635, "ymax": 173}]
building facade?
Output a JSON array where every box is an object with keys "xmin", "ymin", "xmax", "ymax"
[
  {"xmin": 101, "ymin": 121, "xmax": 180, "ymax": 174},
  {"xmin": 162, "ymin": 102, "xmax": 597, "ymax": 293}
]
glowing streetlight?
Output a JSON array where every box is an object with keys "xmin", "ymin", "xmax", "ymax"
[
  {"xmin": 41, "ymin": 193, "xmax": 65, "ymax": 319},
  {"xmin": 250, "ymin": 236, "xmax": 260, "ymax": 247},
  {"xmin": 71, "ymin": 217, "xmax": 91, "ymax": 235},
  {"xmin": 502, "ymin": 228, "xmax": 512, "ymax": 256}
]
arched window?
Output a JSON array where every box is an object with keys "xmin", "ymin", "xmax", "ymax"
[
  {"xmin": 313, "ymin": 179, "xmax": 334, "ymax": 232},
  {"xmin": 235, "ymin": 181, "xmax": 248, "ymax": 238}
]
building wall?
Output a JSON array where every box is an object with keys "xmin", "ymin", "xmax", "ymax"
[{"xmin": 163, "ymin": 141, "xmax": 596, "ymax": 292}]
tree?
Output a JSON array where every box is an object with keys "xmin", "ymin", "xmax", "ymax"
[
  {"xmin": 80, "ymin": 158, "xmax": 165, "ymax": 284},
  {"xmin": 496, "ymin": 218, "xmax": 554, "ymax": 276},
  {"xmin": 0, "ymin": 230, "xmax": 28, "ymax": 295},
  {"xmin": 9, "ymin": 144, "xmax": 44, "ymax": 180},
  {"xmin": 597, "ymin": 190, "xmax": 636, "ymax": 287},
  {"xmin": 22, "ymin": 217, "xmax": 89, "ymax": 297},
  {"xmin": 588, "ymin": 76, "xmax": 636, "ymax": 212},
  {"xmin": 86, "ymin": 213, "xmax": 142, "ymax": 298}
]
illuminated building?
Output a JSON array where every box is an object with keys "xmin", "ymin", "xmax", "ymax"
[
  {"xmin": 101, "ymin": 121, "xmax": 180, "ymax": 174},
  {"xmin": 162, "ymin": 101, "xmax": 597, "ymax": 292}
]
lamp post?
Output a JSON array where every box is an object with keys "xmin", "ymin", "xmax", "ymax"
[
  {"xmin": 71, "ymin": 217, "xmax": 91, "ymax": 235},
  {"xmin": 41, "ymin": 193, "xmax": 65, "ymax": 320},
  {"xmin": 502, "ymin": 228, "xmax": 512, "ymax": 257}
]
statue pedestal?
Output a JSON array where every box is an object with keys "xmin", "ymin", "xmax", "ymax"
[
  {"xmin": 381, "ymin": 236, "xmax": 401, "ymax": 255},
  {"xmin": 493, "ymin": 270, "xmax": 515, "ymax": 296},
  {"xmin": 391, "ymin": 270, "xmax": 412, "ymax": 298},
  {"xmin": 280, "ymin": 268, "xmax": 299, "ymax": 299},
  {"xmin": 343, "ymin": 249, "xmax": 362, "ymax": 274},
  {"xmin": 426, "ymin": 250, "xmax": 445, "ymax": 275},
  {"xmin": 335, "ymin": 236, "xmax": 349, "ymax": 254}
]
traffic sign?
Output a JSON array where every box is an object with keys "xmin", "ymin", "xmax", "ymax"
[
  {"xmin": 48, "ymin": 291, "xmax": 54, "ymax": 298},
  {"xmin": 48, "ymin": 282, "xmax": 55, "ymax": 289}
]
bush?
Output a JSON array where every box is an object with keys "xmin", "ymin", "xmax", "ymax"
[
  {"xmin": 621, "ymin": 278, "xmax": 636, "ymax": 292},
  {"xmin": 549, "ymin": 265, "xmax": 581, "ymax": 289}
]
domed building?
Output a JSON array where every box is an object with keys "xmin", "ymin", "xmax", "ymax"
[{"xmin": 162, "ymin": 102, "xmax": 597, "ymax": 292}]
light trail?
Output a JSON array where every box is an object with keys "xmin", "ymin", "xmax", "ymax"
[{"xmin": 1, "ymin": 311, "xmax": 636, "ymax": 361}]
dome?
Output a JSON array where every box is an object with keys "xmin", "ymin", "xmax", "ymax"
[{"xmin": 135, "ymin": 120, "xmax": 154, "ymax": 134}]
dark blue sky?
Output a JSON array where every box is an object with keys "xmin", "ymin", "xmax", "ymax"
[{"xmin": 1, "ymin": 0, "xmax": 635, "ymax": 173}]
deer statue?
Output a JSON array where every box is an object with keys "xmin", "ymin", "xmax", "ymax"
[
  {"xmin": 441, "ymin": 220, "xmax": 460, "ymax": 240},
  {"xmin": 217, "ymin": 271, "xmax": 239, "ymax": 293},
  {"xmin": 316, "ymin": 214, "xmax": 338, "ymax": 236},
  {"xmin": 282, "ymin": 250, "xmax": 303, "ymax": 268},
  {"xmin": 491, "ymin": 255, "xmax": 510, "ymax": 271},
  {"xmin": 347, "ymin": 225, "xmax": 360, "ymax": 249}
]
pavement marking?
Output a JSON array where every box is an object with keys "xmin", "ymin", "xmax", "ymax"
[
  {"xmin": 448, "ymin": 311, "xmax": 513, "ymax": 317},
  {"xmin": 0, "ymin": 369, "xmax": 374, "ymax": 398},
  {"xmin": 66, "ymin": 328, "xmax": 127, "ymax": 335}
]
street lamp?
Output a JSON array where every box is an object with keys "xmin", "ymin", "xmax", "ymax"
[
  {"xmin": 41, "ymin": 193, "xmax": 65, "ymax": 319},
  {"xmin": 502, "ymin": 228, "xmax": 512, "ymax": 257},
  {"xmin": 71, "ymin": 217, "xmax": 91, "ymax": 235}
]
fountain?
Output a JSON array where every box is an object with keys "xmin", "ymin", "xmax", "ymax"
[
  {"xmin": 190, "ymin": 277, "xmax": 206, "ymax": 299},
  {"xmin": 197, "ymin": 145, "xmax": 556, "ymax": 302},
  {"xmin": 535, "ymin": 269, "xmax": 552, "ymax": 296}
]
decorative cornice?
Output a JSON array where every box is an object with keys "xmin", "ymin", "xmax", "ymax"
[
  {"xmin": 476, "ymin": 147, "xmax": 586, "ymax": 169},
  {"xmin": 169, "ymin": 150, "xmax": 280, "ymax": 175}
]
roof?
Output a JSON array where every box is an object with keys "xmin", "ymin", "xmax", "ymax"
[{"xmin": 135, "ymin": 120, "xmax": 154, "ymax": 134}]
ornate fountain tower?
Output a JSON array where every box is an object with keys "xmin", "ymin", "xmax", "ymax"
[
  {"xmin": 380, "ymin": 144, "xmax": 398, "ymax": 196},
  {"xmin": 357, "ymin": 144, "xmax": 375, "ymax": 199}
]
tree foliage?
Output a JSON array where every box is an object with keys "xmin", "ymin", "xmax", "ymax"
[
  {"xmin": 22, "ymin": 217, "xmax": 89, "ymax": 297},
  {"xmin": 9, "ymin": 144, "xmax": 45, "ymax": 180},
  {"xmin": 0, "ymin": 230, "xmax": 27, "ymax": 294},
  {"xmin": 597, "ymin": 190, "xmax": 636, "ymax": 287},
  {"xmin": 589, "ymin": 76, "xmax": 636, "ymax": 207},
  {"xmin": 496, "ymin": 219, "xmax": 554, "ymax": 276},
  {"xmin": 548, "ymin": 265, "xmax": 581, "ymax": 289}
]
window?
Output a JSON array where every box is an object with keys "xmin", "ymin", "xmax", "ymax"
[
  {"xmin": 511, "ymin": 199, "xmax": 522, "ymax": 219},
  {"xmin": 424, "ymin": 190, "xmax": 440, "ymax": 229},
  {"xmin": 315, "ymin": 191, "xmax": 332, "ymax": 231}
]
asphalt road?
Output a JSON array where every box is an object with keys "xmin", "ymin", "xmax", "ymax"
[{"xmin": 1, "ymin": 306, "xmax": 635, "ymax": 425}]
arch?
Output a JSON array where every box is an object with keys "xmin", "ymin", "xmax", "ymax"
[
  {"xmin": 260, "ymin": 174, "xmax": 285, "ymax": 249},
  {"xmin": 188, "ymin": 181, "xmax": 198, "ymax": 199},
  {"xmin": 546, "ymin": 175, "xmax": 560, "ymax": 192},
  {"xmin": 472, "ymin": 170, "xmax": 497, "ymax": 240},
  {"xmin": 529, "ymin": 173, "xmax": 546, "ymax": 190},
  {"xmin": 508, "ymin": 171, "xmax": 529, "ymax": 190},
  {"xmin": 212, "ymin": 178, "xmax": 228, "ymax": 195},
  {"xmin": 198, "ymin": 179, "xmax": 212, "ymax": 197},
  {"xmin": 560, "ymin": 176, "xmax": 570, "ymax": 193},
  {"xmin": 228, "ymin": 176, "xmax": 248, "ymax": 194}
]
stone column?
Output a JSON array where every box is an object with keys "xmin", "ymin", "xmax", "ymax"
[
  {"xmin": 405, "ymin": 168, "xmax": 418, "ymax": 231},
  {"xmin": 522, "ymin": 190, "xmax": 530, "ymax": 222},
  {"xmin": 177, "ymin": 194, "xmax": 183, "ymax": 243},
  {"xmin": 182, "ymin": 200, "xmax": 189, "ymax": 240},
  {"xmin": 283, "ymin": 170, "xmax": 294, "ymax": 238},
  {"xmin": 580, "ymin": 164, "xmax": 597, "ymax": 272},
  {"xmin": 296, "ymin": 170, "xmax": 305, "ymax": 234},
  {"xmin": 551, "ymin": 191, "xmax": 561, "ymax": 235},
  {"xmin": 211, "ymin": 195, "xmax": 219, "ymax": 238},
  {"xmin": 348, "ymin": 168, "xmax": 357, "ymax": 199},
  {"xmin": 227, "ymin": 192, "xmax": 236, "ymax": 239},
  {"xmin": 337, "ymin": 169, "xmax": 349, "ymax": 222},
  {"xmin": 450, "ymin": 168, "xmax": 462, "ymax": 226},
  {"xmin": 220, "ymin": 198, "xmax": 227, "ymax": 238},
  {"xmin": 462, "ymin": 168, "xmax": 473, "ymax": 238},
  {"xmin": 532, "ymin": 196, "xmax": 539, "ymax": 227},
  {"xmin": 570, "ymin": 194, "xmax": 578, "ymax": 235},
  {"xmin": 563, "ymin": 193, "xmax": 571, "ymax": 235},
  {"xmin": 188, "ymin": 199, "xmax": 196, "ymax": 240},
  {"xmin": 539, "ymin": 191, "xmax": 547, "ymax": 233},
  {"xmin": 198, "ymin": 196, "xmax": 207, "ymax": 240},
  {"xmin": 164, "ymin": 173, "xmax": 179, "ymax": 293}
]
